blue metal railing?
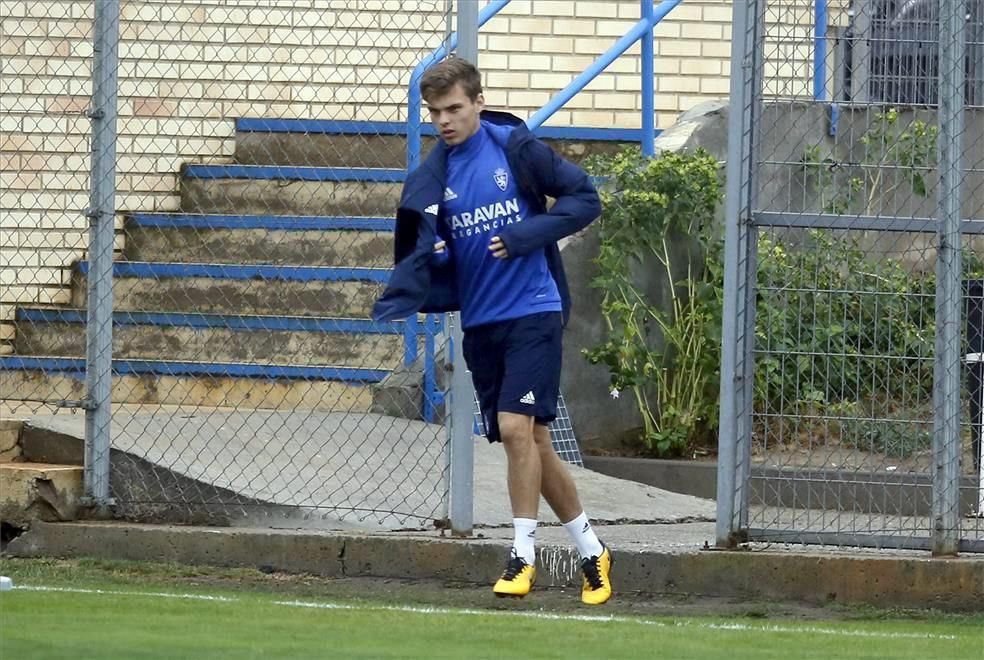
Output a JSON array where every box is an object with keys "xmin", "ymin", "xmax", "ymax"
[
  {"xmin": 404, "ymin": 0, "xmax": 682, "ymax": 422},
  {"xmin": 406, "ymin": 0, "xmax": 512, "ymax": 172},
  {"xmin": 527, "ymin": 0, "xmax": 681, "ymax": 153},
  {"xmin": 814, "ymin": 0, "xmax": 828, "ymax": 101}
]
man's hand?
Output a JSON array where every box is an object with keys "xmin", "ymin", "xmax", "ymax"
[
  {"xmin": 434, "ymin": 240, "xmax": 447, "ymax": 253},
  {"xmin": 489, "ymin": 236, "xmax": 508, "ymax": 259}
]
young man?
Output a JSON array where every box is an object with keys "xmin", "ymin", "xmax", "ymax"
[{"xmin": 373, "ymin": 57, "xmax": 612, "ymax": 605}]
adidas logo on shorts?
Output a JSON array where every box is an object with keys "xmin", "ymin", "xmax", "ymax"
[{"xmin": 520, "ymin": 391, "xmax": 536, "ymax": 405}]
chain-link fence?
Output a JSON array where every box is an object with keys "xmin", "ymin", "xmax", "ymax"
[
  {"xmin": 3, "ymin": 0, "xmax": 467, "ymax": 529},
  {"xmin": 718, "ymin": 0, "xmax": 984, "ymax": 554},
  {"xmin": 1, "ymin": 1, "xmax": 94, "ymax": 416}
]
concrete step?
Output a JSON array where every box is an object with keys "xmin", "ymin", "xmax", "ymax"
[
  {"xmin": 0, "ymin": 419, "xmax": 21, "ymax": 462},
  {"xmin": 0, "ymin": 462, "xmax": 83, "ymax": 525},
  {"xmin": 0, "ymin": 357, "xmax": 381, "ymax": 411},
  {"xmin": 122, "ymin": 214, "xmax": 395, "ymax": 268},
  {"xmin": 71, "ymin": 262, "xmax": 388, "ymax": 317},
  {"xmin": 233, "ymin": 119, "xmax": 635, "ymax": 168},
  {"xmin": 180, "ymin": 166, "xmax": 404, "ymax": 217},
  {"xmin": 13, "ymin": 309, "xmax": 412, "ymax": 369}
]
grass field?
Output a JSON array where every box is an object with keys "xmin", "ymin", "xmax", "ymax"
[{"xmin": 1, "ymin": 558, "xmax": 981, "ymax": 659}]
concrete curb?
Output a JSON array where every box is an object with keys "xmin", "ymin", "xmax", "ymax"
[{"xmin": 8, "ymin": 521, "xmax": 984, "ymax": 612}]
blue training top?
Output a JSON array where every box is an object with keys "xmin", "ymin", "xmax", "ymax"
[{"xmin": 434, "ymin": 121, "xmax": 562, "ymax": 329}]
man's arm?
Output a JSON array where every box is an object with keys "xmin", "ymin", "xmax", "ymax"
[{"xmin": 495, "ymin": 138, "xmax": 601, "ymax": 258}]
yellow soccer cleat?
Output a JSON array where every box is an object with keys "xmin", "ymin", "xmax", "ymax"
[
  {"xmin": 580, "ymin": 544, "xmax": 613, "ymax": 605},
  {"xmin": 493, "ymin": 552, "xmax": 536, "ymax": 598}
]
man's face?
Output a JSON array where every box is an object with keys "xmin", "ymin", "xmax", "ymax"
[{"xmin": 426, "ymin": 83, "xmax": 485, "ymax": 146}]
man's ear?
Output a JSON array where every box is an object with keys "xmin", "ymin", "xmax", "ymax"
[{"xmin": 475, "ymin": 93, "xmax": 486, "ymax": 113}]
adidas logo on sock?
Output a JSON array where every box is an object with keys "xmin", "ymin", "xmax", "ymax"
[
  {"xmin": 520, "ymin": 391, "xmax": 536, "ymax": 405},
  {"xmin": 582, "ymin": 522, "xmax": 590, "ymax": 533},
  {"xmin": 443, "ymin": 187, "xmax": 458, "ymax": 201}
]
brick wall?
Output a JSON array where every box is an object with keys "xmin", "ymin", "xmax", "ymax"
[{"xmin": 0, "ymin": 0, "xmax": 836, "ymax": 348}]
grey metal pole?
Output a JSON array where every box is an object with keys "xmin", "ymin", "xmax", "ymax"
[
  {"xmin": 932, "ymin": 0, "xmax": 966, "ymax": 556},
  {"xmin": 715, "ymin": 0, "xmax": 759, "ymax": 548},
  {"xmin": 83, "ymin": 0, "xmax": 120, "ymax": 510},
  {"xmin": 448, "ymin": 0, "xmax": 479, "ymax": 536}
]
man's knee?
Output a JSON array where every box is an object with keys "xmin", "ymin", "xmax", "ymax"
[{"xmin": 498, "ymin": 413, "xmax": 534, "ymax": 447}]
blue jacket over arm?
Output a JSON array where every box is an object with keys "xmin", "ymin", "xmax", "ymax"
[{"xmin": 372, "ymin": 110, "xmax": 601, "ymax": 325}]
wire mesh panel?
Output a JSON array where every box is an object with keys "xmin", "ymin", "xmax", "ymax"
[
  {"xmin": 0, "ymin": 1, "xmax": 95, "ymax": 417},
  {"xmin": 738, "ymin": 0, "xmax": 984, "ymax": 552},
  {"xmin": 1, "ymin": 0, "xmax": 465, "ymax": 530},
  {"xmin": 105, "ymin": 0, "xmax": 458, "ymax": 529}
]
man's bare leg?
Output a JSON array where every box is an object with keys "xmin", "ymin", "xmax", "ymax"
[
  {"xmin": 498, "ymin": 412, "xmax": 541, "ymax": 520},
  {"xmin": 532, "ymin": 423, "xmax": 582, "ymax": 522},
  {"xmin": 491, "ymin": 412, "xmax": 542, "ymax": 598}
]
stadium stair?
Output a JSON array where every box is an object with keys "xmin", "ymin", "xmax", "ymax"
[{"xmin": 0, "ymin": 120, "xmax": 631, "ymax": 416}]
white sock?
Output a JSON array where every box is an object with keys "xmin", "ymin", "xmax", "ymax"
[
  {"xmin": 563, "ymin": 512, "xmax": 604, "ymax": 559},
  {"xmin": 512, "ymin": 518, "xmax": 537, "ymax": 565}
]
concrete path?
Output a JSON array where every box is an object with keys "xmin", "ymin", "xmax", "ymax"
[{"xmin": 24, "ymin": 410, "xmax": 715, "ymax": 530}]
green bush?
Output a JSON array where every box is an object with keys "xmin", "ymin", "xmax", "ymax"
[
  {"xmin": 583, "ymin": 148, "xmax": 722, "ymax": 456},
  {"xmin": 585, "ymin": 141, "xmax": 984, "ymax": 458}
]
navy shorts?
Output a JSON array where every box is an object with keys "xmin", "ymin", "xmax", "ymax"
[{"xmin": 462, "ymin": 311, "xmax": 563, "ymax": 443}]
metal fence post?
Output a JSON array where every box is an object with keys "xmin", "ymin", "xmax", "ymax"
[
  {"xmin": 447, "ymin": 0, "xmax": 479, "ymax": 536},
  {"xmin": 82, "ymin": 0, "xmax": 120, "ymax": 509},
  {"xmin": 932, "ymin": 0, "xmax": 966, "ymax": 557},
  {"xmin": 716, "ymin": 0, "xmax": 760, "ymax": 548},
  {"xmin": 641, "ymin": 0, "xmax": 655, "ymax": 157}
]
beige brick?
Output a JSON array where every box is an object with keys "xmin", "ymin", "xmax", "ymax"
[
  {"xmin": 46, "ymin": 20, "xmax": 91, "ymax": 39},
  {"xmin": 575, "ymin": 1, "xmax": 619, "ymax": 18},
  {"xmin": 37, "ymin": 287, "xmax": 72, "ymax": 305},
  {"xmin": 598, "ymin": 94, "xmax": 637, "ymax": 111},
  {"xmin": 225, "ymin": 26, "xmax": 271, "ymax": 44},
  {"xmin": 531, "ymin": 1, "xmax": 576, "ymax": 17},
  {"xmin": 510, "ymin": 17, "xmax": 553, "ymax": 33},
  {"xmin": 0, "ymin": 285, "xmax": 38, "ymax": 304},
  {"xmin": 46, "ymin": 95, "xmax": 89, "ymax": 114},
  {"xmin": 508, "ymin": 54, "xmax": 552, "ymax": 70},
  {"xmin": 490, "ymin": 35, "xmax": 532, "ymax": 52},
  {"xmin": 681, "ymin": 59, "xmax": 723, "ymax": 76},
  {"xmin": 615, "ymin": 75, "xmax": 642, "ymax": 92},
  {"xmin": 685, "ymin": 22, "xmax": 724, "ymax": 40},
  {"xmin": 507, "ymin": 91, "xmax": 552, "ymax": 107},
  {"xmin": 653, "ymin": 21, "xmax": 682, "ymax": 39},
  {"xmin": 702, "ymin": 6, "xmax": 736, "ymax": 23},
  {"xmin": 502, "ymin": 0, "xmax": 534, "ymax": 14},
  {"xmin": 131, "ymin": 97, "xmax": 180, "ymax": 118},
  {"xmin": 658, "ymin": 40, "xmax": 701, "ymax": 57},
  {"xmin": 159, "ymin": 43, "xmax": 206, "ymax": 62},
  {"xmin": 3, "ymin": 19, "xmax": 45, "ymax": 38},
  {"xmin": 553, "ymin": 19, "xmax": 597, "ymax": 35},
  {"xmin": 0, "ymin": 37, "xmax": 24, "ymax": 56},
  {"xmin": 530, "ymin": 36, "xmax": 574, "ymax": 53},
  {"xmin": 659, "ymin": 76, "xmax": 701, "ymax": 93},
  {"xmin": 572, "ymin": 110, "xmax": 615, "ymax": 126},
  {"xmin": 134, "ymin": 61, "xmax": 182, "ymax": 80},
  {"xmin": 664, "ymin": 4, "xmax": 702, "ymax": 22},
  {"xmin": 595, "ymin": 19, "xmax": 639, "ymax": 37},
  {"xmin": 5, "ymin": 57, "xmax": 46, "ymax": 75},
  {"xmin": 530, "ymin": 73, "xmax": 571, "ymax": 89},
  {"xmin": 489, "ymin": 72, "xmax": 533, "ymax": 88},
  {"xmin": 0, "ymin": 78, "xmax": 25, "ymax": 94},
  {"xmin": 700, "ymin": 77, "xmax": 732, "ymax": 95}
]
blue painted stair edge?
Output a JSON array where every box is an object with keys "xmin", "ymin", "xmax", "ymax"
[
  {"xmin": 127, "ymin": 214, "xmax": 395, "ymax": 232},
  {"xmin": 0, "ymin": 356, "xmax": 388, "ymax": 383},
  {"xmin": 16, "ymin": 309, "xmax": 406, "ymax": 335},
  {"xmin": 236, "ymin": 118, "xmax": 650, "ymax": 142},
  {"xmin": 183, "ymin": 164, "xmax": 406, "ymax": 182},
  {"xmin": 77, "ymin": 261, "xmax": 392, "ymax": 283}
]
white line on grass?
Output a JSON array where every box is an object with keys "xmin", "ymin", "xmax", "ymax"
[
  {"xmin": 271, "ymin": 599, "xmax": 962, "ymax": 641},
  {"xmin": 13, "ymin": 585, "xmax": 962, "ymax": 641}
]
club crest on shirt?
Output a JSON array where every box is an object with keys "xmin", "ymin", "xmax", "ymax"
[{"xmin": 493, "ymin": 167, "xmax": 508, "ymax": 192}]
